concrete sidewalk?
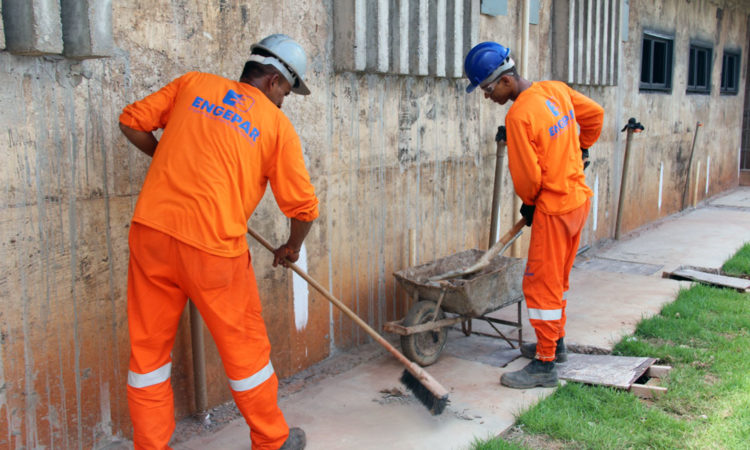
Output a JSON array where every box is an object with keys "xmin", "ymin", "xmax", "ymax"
[{"xmin": 174, "ymin": 187, "xmax": 750, "ymax": 450}]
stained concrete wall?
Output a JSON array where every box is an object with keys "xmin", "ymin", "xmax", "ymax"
[
  {"xmin": 0, "ymin": 0, "xmax": 747, "ymax": 448},
  {"xmin": 614, "ymin": 0, "xmax": 747, "ymax": 234}
]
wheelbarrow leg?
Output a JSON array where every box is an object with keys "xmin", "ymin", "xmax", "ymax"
[
  {"xmin": 484, "ymin": 318, "xmax": 518, "ymax": 349},
  {"xmin": 461, "ymin": 318, "xmax": 472, "ymax": 336}
]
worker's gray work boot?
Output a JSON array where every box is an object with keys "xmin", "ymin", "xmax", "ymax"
[
  {"xmin": 279, "ymin": 427, "xmax": 306, "ymax": 450},
  {"xmin": 500, "ymin": 359, "xmax": 558, "ymax": 389},
  {"xmin": 520, "ymin": 337, "xmax": 567, "ymax": 363}
]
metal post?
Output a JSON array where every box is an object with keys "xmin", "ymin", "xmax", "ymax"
[
  {"xmin": 681, "ymin": 122, "xmax": 702, "ymax": 211},
  {"xmin": 489, "ymin": 126, "xmax": 507, "ymax": 248},
  {"xmin": 189, "ymin": 300, "xmax": 210, "ymax": 424},
  {"xmin": 408, "ymin": 229, "xmax": 418, "ymax": 306},
  {"xmin": 615, "ymin": 118, "xmax": 644, "ymax": 240},
  {"xmin": 512, "ymin": 0, "xmax": 531, "ymax": 257},
  {"xmin": 693, "ymin": 161, "xmax": 702, "ymax": 207},
  {"xmin": 615, "ymin": 128, "xmax": 633, "ymax": 240}
]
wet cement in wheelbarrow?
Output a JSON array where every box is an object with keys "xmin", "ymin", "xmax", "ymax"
[
  {"xmin": 404, "ymin": 249, "xmax": 514, "ymax": 285},
  {"xmin": 395, "ymin": 249, "xmax": 525, "ymax": 317}
]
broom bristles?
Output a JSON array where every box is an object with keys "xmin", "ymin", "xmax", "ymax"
[{"xmin": 400, "ymin": 369, "xmax": 449, "ymax": 415}]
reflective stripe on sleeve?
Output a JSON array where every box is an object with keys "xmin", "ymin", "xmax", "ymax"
[
  {"xmin": 128, "ymin": 362, "xmax": 172, "ymax": 388},
  {"xmin": 528, "ymin": 308, "xmax": 563, "ymax": 321},
  {"xmin": 228, "ymin": 361, "xmax": 275, "ymax": 392}
]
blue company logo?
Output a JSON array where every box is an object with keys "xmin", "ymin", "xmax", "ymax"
[
  {"xmin": 546, "ymin": 98, "xmax": 574, "ymax": 138},
  {"xmin": 190, "ymin": 89, "xmax": 260, "ymax": 142},
  {"xmin": 222, "ymin": 89, "xmax": 254, "ymax": 112}
]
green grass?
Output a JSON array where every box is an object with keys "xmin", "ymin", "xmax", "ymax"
[
  {"xmin": 722, "ymin": 242, "xmax": 750, "ymax": 276},
  {"xmin": 473, "ymin": 250, "xmax": 750, "ymax": 449}
]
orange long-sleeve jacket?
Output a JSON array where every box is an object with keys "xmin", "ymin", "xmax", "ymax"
[
  {"xmin": 506, "ymin": 81, "xmax": 604, "ymax": 215},
  {"xmin": 120, "ymin": 71, "xmax": 319, "ymax": 257}
]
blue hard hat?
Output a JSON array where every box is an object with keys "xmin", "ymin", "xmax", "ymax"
[{"xmin": 464, "ymin": 42, "xmax": 514, "ymax": 93}]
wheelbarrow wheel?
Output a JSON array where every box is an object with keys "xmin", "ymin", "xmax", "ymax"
[{"xmin": 400, "ymin": 300, "xmax": 448, "ymax": 366}]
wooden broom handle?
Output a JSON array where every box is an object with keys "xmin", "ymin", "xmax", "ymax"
[{"xmin": 247, "ymin": 227, "xmax": 421, "ymax": 370}]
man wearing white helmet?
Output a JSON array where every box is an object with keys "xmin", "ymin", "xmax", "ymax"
[
  {"xmin": 464, "ymin": 42, "xmax": 604, "ymax": 389},
  {"xmin": 118, "ymin": 34, "xmax": 315, "ymax": 449}
]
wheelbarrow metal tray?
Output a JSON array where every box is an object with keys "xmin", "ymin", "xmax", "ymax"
[{"xmin": 394, "ymin": 249, "xmax": 525, "ymax": 317}]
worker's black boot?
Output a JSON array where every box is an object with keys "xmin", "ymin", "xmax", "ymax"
[
  {"xmin": 279, "ymin": 427, "xmax": 306, "ymax": 450},
  {"xmin": 519, "ymin": 337, "xmax": 567, "ymax": 363},
  {"xmin": 500, "ymin": 358, "xmax": 558, "ymax": 389}
]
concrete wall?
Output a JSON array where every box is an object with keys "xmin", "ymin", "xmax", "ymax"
[
  {"xmin": 614, "ymin": 0, "xmax": 747, "ymax": 233},
  {"xmin": 0, "ymin": 0, "xmax": 747, "ymax": 447}
]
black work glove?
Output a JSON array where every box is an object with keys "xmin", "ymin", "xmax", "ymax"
[
  {"xmin": 520, "ymin": 203, "xmax": 535, "ymax": 227},
  {"xmin": 581, "ymin": 147, "xmax": 590, "ymax": 170}
]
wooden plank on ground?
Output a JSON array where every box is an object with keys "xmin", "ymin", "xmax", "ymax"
[
  {"xmin": 556, "ymin": 354, "xmax": 656, "ymax": 389},
  {"xmin": 646, "ymin": 365, "xmax": 672, "ymax": 378},
  {"xmin": 664, "ymin": 268, "xmax": 750, "ymax": 292},
  {"xmin": 629, "ymin": 383, "xmax": 667, "ymax": 400}
]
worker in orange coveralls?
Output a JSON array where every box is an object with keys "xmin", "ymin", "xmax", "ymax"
[
  {"xmin": 464, "ymin": 42, "xmax": 604, "ymax": 388},
  {"xmin": 118, "ymin": 34, "xmax": 317, "ymax": 450}
]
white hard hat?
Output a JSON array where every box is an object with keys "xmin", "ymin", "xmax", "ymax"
[{"xmin": 250, "ymin": 34, "xmax": 310, "ymax": 95}]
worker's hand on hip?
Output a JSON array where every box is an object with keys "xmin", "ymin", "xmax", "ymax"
[
  {"xmin": 273, "ymin": 244, "xmax": 300, "ymax": 268},
  {"xmin": 519, "ymin": 203, "xmax": 535, "ymax": 227}
]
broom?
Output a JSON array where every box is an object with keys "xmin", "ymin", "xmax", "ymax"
[{"xmin": 248, "ymin": 226, "xmax": 449, "ymax": 415}]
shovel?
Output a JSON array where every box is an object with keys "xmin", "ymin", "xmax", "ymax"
[{"xmin": 428, "ymin": 218, "xmax": 526, "ymax": 282}]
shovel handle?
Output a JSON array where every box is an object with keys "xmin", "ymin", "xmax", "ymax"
[
  {"xmin": 479, "ymin": 218, "xmax": 526, "ymax": 265},
  {"xmin": 428, "ymin": 218, "xmax": 526, "ymax": 282}
]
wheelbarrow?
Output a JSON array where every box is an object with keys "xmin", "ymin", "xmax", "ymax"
[{"xmin": 384, "ymin": 249, "xmax": 525, "ymax": 366}]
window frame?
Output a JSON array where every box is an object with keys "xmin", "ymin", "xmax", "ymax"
[
  {"xmin": 640, "ymin": 31, "xmax": 674, "ymax": 92},
  {"xmin": 687, "ymin": 42, "xmax": 713, "ymax": 94},
  {"xmin": 720, "ymin": 49, "xmax": 741, "ymax": 95}
]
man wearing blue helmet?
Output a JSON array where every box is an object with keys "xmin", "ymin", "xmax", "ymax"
[{"xmin": 465, "ymin": 42, "xmax": 604, "ymax": 389}]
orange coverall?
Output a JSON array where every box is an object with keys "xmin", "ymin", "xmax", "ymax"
[
  {"xmin": 505, "ymin": 80, "xmax": 604, "ymax": 361},
  {"xmin": 120, "ymin": 71, "xmax": 319, "ymax": 449}
]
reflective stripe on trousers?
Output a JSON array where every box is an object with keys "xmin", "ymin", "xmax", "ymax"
[
  {"xmin": 527, "ymin": 308, "xmax": 563, "ymax": 321},
  {"xmin": 229, "ymin": 361, "xmax": 274, "ymax": 392},
  {"xmin": 128, "ymin": 362, "xmax": 172, "ymax": 388}
]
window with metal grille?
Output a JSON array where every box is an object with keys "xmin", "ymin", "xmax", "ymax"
[
  {"xmin": 687, "ymin": 43, "xmax": 712, "ymax": 94},
  {"xmin": 720, "ymin": 50, "xmax": 740, "ymax": 95},
  {"xmin": 640, "ymin": 32, "xmax": 673, "ymax": 92}
]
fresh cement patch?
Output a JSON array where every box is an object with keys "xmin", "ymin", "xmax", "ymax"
[
  {"xmin": 573, "ymin": 257, "xmax": 663, "ymax": 276},
  {"xmin": 440, "ymin": 329, "xmax": 522, "ymax": 368}
]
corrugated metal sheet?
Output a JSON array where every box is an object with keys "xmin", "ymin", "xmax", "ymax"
[
  {"xmin": 552, "ymin": 0, "xmax": 621, "ymax": 86},
  {"xmin": 333, "ymin": 0, "xmax": 479, "ymax": 78}
]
